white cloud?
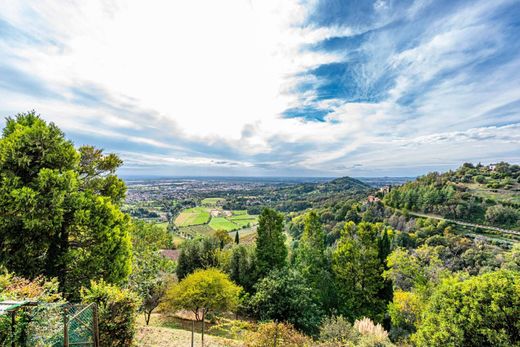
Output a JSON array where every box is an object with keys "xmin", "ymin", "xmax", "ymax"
[{"xmin": 0, "ymin": 0, "xmax": 519, "ymax": 175}]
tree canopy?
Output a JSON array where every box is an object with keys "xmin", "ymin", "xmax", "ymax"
[{"xmin": 0, "ymin": 111, "xmax": 131, "ymax": 297}]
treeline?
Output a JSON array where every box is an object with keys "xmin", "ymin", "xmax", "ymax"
[{"xmin": 384, "ymin": 163, "xmax": 520, "ymax": 228}]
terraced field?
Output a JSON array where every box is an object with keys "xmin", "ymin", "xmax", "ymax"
[
  {"xmin": 173, "ymin": 198, "xmax": 259, "ymax": 237},
  {"xmin": 174, "ymin": 207, "xmax": 211, "ymax": 227}
]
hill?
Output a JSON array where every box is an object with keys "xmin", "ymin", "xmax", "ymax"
[
  {"xmin": 383, "ymin": 162, "xmax": 520, "ymax": 230},
  {"xmin": 223, "ymin": 176, "xmax": 371, "ymax": 213}
]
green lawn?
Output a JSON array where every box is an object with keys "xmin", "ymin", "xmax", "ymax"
[
  {"xmin": 209, "ymin": 217, "xmax": 239, "ymax": 231},
  {"xmin": 201, "ymin": 197, "xmax": 226, "ymax": 206},
  {"xmin": 174, "ymin": 207, "xmax": 210, "ymax": 227}
]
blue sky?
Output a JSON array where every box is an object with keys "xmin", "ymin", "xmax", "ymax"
[{"xmin": 0, "ymin": 0, "xmax": 519, "ymax": 177}]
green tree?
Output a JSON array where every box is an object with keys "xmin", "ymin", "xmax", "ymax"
[
  {"xmin": 235, "ymin": 230, "xmax": 240, "ymax": 244},
  {"xmin": 164, "ymin": 268, "xmax": 241, "ymax": 344},
  {"xmin": 332, "ymin": 222, "xmax": 387, "ymax": 321},
  {"xmin": 176, "ymin": 237, "xmax": 220, "ymax": 280},
  {"xmin": 0, "ymin": 112, "xmax": 131, "ymax": 297},
  {"xmin": 215, "ymin": 229, "xmax": 232, "ymax": 249},
  {"xmin": 255, "ymin": 208, "xmax": 287, "ymax": 278},
  {"xmin": 413, "ymin": 270, "xmax": 520, "ymax": 347},
  {"xmin": 248, "ymin": 268, "xmax": 322, "ymax": 335},
  {"xmin": 226, "ymin": 244, "xmax": 256, "ymax": 293},
  {"xmin": 129, "ymin": 220, "xmax": 175, "ymax": 325},
  {"xmin": 294, "ymin": 211, "xmax": 336, "ymax": 313}
]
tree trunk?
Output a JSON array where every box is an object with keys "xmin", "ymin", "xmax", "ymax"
[
  {"xmin": 201, "ymin": 311, "xmax": 205, "ymax": 347},
  {"xmin": 191, "ymin": 320, "xmax": 194, "ymax": 347}
]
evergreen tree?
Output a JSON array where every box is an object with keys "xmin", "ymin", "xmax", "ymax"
[
  {"xmin": 0, "ymin": 112, "xmax": 131, "ymax": 297},
  {"xmin": 295, "ymin": 211, "xmax": 336, "ymax": 313},
  {"xmin": 235, "ymin": 230, "xmax": 240, "ymax": 244},
  {"xmin": 332, "ymin": 222, "xmax": 387, "ymax": 321},
  {"xmin": 255, "ymin": 208, "xmax": 287, "ymax": 279}
]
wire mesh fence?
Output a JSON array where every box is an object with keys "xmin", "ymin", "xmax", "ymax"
[{"xmin": 0, "ymin": 302, "xmax": 98, "ymax": 347}]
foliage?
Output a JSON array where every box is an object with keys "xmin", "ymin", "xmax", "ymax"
[
  {"xmin": 412, "ymin": 270, "xmax": 520, "ymax": 347},
  {"xmin": 81, "ymin": 279, "xmax": 140, "ymax": 347},
  {"xmin": 163, "ymin": 268, "xmax": 241, "ymax": 321},
  {"xmin": 332, "ymin": 222, "xmax": 390, "ymax": 321},
  {"xmin": 383, "ymin": 162, "xmax": 520, "ymax": 228},
  {"xmin": 485, "ymin": 204, "xmax": 518, "ymax": 226},
  {"xmin": 319, "ymin": 316, "xmax": 394, "ymax": 347},
  {"xmin": 294, "ymin": 211, "xmax": 336, "ymax": 313},
  {"xmin": 255, "ymin": 208, "xmax": 287, "ymax": 278},
  {"xmin": 215, "ymin": 229, "xmax": 233, "ymax": 249},
  {"xmin": 131, "ymin": 219, "xmax": 172, "ymax": 252},
  {"xmin": 319, "ymin": 315, "xmax": 357, "ymax": 343},
  {"xmin": 176, "ymin": 236, "xmax": 220, "ymax": 279},
  {"xmin": 225, "ymin": 244, "xmax": 257, "ymax": 293},
  {"xmin": 0, "ymin": 112, "xmax": 132, "ymax": 297},
  {"xmin": 244, "ymin": 322, "xmax": 313, "ymax": 347},
  {"xmin": 129, "ymin": 219, "xmax": 175, "ymax": 324},
  {"xmin": 247, "ymin": 268, "xmax": 322, "ymax": 335}
]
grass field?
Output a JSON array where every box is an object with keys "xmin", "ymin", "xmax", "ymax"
[
  {"xmin": 209, "ymin": 217, "xmax": 240, "ymax": 231},
  {"xmin": 174, "ymin": 207, "xmax": 210, "ymax": 227},
  {"xmin": 136, "ymin": 314, "xmax": 242, "ymax": 347},
  {"xmin": 229, "ymin": 215, "xmax": 257, "ymax": 228},
  {"xmin": 201, "ymin": 197, "xmax": 226, "ymax": 206}
]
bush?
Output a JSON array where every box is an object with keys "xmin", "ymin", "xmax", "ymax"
[
  {"xmin": 244, "ymin": 321, "xmax": 313, "ymax": 347},
  {"xmin": 319, "ymin": 316, "xmax": 394, "ymax": 347},
  {"xmin": 485, "ymin": 205, "xmax": 518, "ymax": 226},
  {"xmin": 319, "ymin": 315, "xmax": 356, "ymax": 343},
  {"xmin": 81, "ymin": 280, "xmax": 140, "ymax": 347},
  {"xmin": 412, "ymin": 270, "xmax": 520, "ymax": 347}
]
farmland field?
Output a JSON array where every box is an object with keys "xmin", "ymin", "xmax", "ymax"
[
  {"xmin": 201, "ymin": 197, "xmax": 226, "ymax": 206},
  {"xmin": 229, "ymin": 215, "xmax": 258, "ymax": 228},
  {"xmin": 209, "ymin": 217, "xmax": 240, "ymax": 231},
  {"xmin": 178, "ymin": 224, "xmax": 215, "ymax": 237},
  {"xmin": 174, "ymin": 207, "xmax": 210, "ymax": 227}
]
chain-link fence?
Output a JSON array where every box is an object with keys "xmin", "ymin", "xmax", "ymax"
[
  {"xmin": 0, "ymin": 302, "xmax": 98, "ymax": 347},
  {"xmin": 63, "ymin": 303, "xmax": 99, "ymax": 347}
]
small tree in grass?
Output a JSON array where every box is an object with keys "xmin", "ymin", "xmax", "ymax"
[{"xmin": 163, "ymin": 268, "xmax": 242, "ymax": 345}]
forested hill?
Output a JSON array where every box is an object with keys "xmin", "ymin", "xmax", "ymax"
[
  {"xmin": 317, "ymin": 176, "xmax": 371, "ymax": 192},
  {"xmin": 383, "ymin": 162, "xmax": 520, "ymax": 230},
  {"xmin": 224, "ymin": 176, "xmax": 371, "ymax": 213}
]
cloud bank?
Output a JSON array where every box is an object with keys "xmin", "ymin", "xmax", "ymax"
[{"xmin": 0, "ymin": 0, "xmax": 519, "ymax": 176}]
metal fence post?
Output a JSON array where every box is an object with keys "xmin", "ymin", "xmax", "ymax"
[
  {"xmin": 63, "ymin": 306, "xmax": 69, "ymax": 347},
  {"xmin": 93, "ymin": 303, "xmax": 100, "ymax": 347}
]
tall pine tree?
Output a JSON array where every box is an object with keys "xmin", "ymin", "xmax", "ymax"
[{"xmin": 255, "ymin": 208, "xmax": 287, "ymax": 279}]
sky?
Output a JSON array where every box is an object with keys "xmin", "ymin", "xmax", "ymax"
[{"xmin": 0, "ymin": 0, "xmax": 519, "ymax": 177}]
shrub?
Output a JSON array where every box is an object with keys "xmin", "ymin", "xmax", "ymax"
[
  {"xmin": 319, "ymin": 315, "xmax": 356, "ymax": 343},
  {"xmin": 81, "ymin": 280, "xmax": 140, "ymax": 347},
  {"xmin": 244, "ymin": 321, "xmax": 313, "ymax": 347},
  {"xmin": 318, "ymin": 316, "xmax": 394, "ymax": 347}
]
